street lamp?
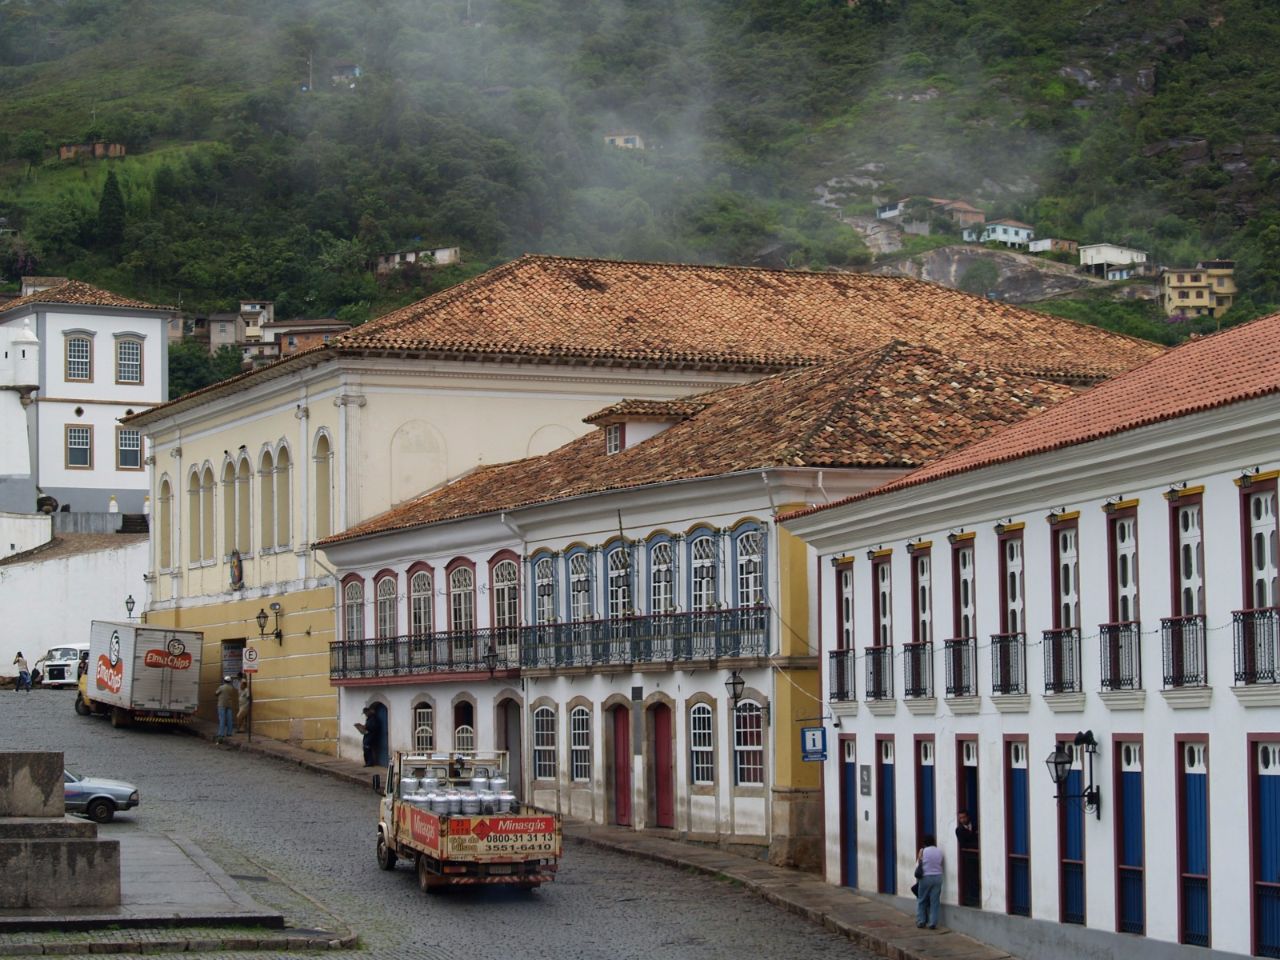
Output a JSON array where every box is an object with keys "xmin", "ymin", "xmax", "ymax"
[
  {"xmin": 725, "ymin": 670, "xmax": 745, "ymax": 711},
  {"xmin": 1045, "ymin": 730, "xmax": 1101, "ymax": 820},
  {"xmin": 124, "ymin": 594, "xmax": 136, "ymax": 619},
  {"xmin": 256, "ymin": 602, "xmax": 283, "ymax": 644},
  {"xmin": 482, "ymin": 646, "xmax": 498, "ymax": 678}
]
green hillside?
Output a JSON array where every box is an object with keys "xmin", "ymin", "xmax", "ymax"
[{"xmin": 1, "ymin": 0, "xmax": 1278, "ymax": 333}]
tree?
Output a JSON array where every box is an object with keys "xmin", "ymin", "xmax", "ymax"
[
  {"xmin": 14, "ymin": 129, "xmax": 46, "ymax": 176},
  {"xmin": 167, "ymin": 340, "xmax": 215, "ymax": 399},
  {"xmin": 97, "ymin": 170, "xmax": 126, "ymax": 245}
]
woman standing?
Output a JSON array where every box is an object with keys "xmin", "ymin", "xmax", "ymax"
[{"xmin": 916, "ymin": 834, "xmax": 944, "ymax": 929}]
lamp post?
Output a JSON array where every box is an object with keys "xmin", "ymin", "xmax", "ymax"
[
  {"xmin": 725, "ymin": 670, "xmax": 745, "ymax": 711},
  {"xmin": 124, "ymin": 594, "xmax": 136, "ymax": 621},
  {"xmin": 256, "ymin": 602, "xmax": 283, "ymax": 644},
  {"xmin": 1045, "ymin": 730, "xmax": 1101, "ymax": 819}
]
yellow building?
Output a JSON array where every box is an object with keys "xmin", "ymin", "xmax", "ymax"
[
  {"xmin": 1161, "ymin": 259, "xmax": 1237, "ymax": 319},
  {"xmin": 129, "ymin": 255, "xmax": 1164, "ymax": 754}
]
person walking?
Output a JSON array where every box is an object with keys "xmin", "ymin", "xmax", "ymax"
[
  {"xmin": 12, "ymin": 652, "xmax": 30, "ymax": 692},
  {"xmin": 915, "ymin": 834, "xmax": 944, "ymax": 929},
  {"xmin": 215, "ymin": 676, "xmax": 236, "ymax": 740},
  {"xmin": 235, "ymin": 675, "xmax": 251, "ymax": 733}
]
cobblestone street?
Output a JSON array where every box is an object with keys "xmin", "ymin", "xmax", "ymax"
[{"xmin": 4, "ymin": 691, "xmax": 864, "ymax": 959}]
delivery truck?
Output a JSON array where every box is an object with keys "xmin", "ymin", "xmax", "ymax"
[
  {"xmin": 76, "ymin": 621, "xmax": 203, "ymax": 726},
  {"xmin": 376, "ymin": 751, "xmax": 562, "ymax": 891}
]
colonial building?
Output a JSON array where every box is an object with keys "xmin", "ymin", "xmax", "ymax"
[
  {"xmin": 128, "ymin": 255, "xmax": 1163, "ymax": 754},
  {"xmin": 318, "ymin": 344, "xmax": 1076, "ymax": 868},
  {"xmin": 1161, "ymin": 260, "xmax": 1237, "ymax": 319},
  {"xmin": 0, "ymin": 280, "xmax": 173, "ymax": 513},
  {"xmin": 782, "ymin": 312, "xmax": 1280, "ymax": 959}
]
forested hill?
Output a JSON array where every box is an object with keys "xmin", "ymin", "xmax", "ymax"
[{"xmin": 1, "ymin": 0, "xmax": 1279, "ymax": 330}]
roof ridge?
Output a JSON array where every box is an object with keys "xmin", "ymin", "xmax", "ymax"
[{"xmin": 783, "ymin": 343, "xmax": 902, "ymax": 462}]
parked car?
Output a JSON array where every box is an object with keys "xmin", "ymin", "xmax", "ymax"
[
  {"xmin": 63, "ymin": 770, "xmax": 139, "ymax": 823},
  {"xmin": 36, "ymin": 643, "xmax": 90, "ymax": 688}
]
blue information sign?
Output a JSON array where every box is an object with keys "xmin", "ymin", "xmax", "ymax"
[{"xmin": 801, "ymin": 726, "xmax": 827, "ymax": 762}]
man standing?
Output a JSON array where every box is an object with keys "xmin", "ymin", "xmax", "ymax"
[
  {"xmin": 358, "ymin": 705, "xmax": 383, "ymax": 767},
  {"xmin": 12, "ymin": 652, "xmax": 30, "ymax": 692},
  {"xmin": 215, "ymin": 676, "xmax": 237, "ymax": 740}
]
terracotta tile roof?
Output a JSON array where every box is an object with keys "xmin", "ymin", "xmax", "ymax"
[
  {"xmin": 582, "ymin": 399, "xmax": 708, "ymax": 424},
  {"xmin": 319, "ymin": 343, "xmax": 1076, "ymax": 546},
  {"xmin": 782, "ymin": 311, "xmax": 1280, "ymax": 519},
  {"xmin": 334, "ymin": 255, "xmax": 1161, "ymax": 383},
  {"xmin": 0, "ymin": 280, "xmax": 172, "ymax": 315}
]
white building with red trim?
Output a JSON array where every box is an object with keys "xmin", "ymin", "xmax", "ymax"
[{"xmin": 782, "ymin": 312, "xmax": 1280, "ymax": 958}]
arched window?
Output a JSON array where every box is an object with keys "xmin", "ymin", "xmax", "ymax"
[
  {"xmin": 533, "ymin": 706, "xmax": 557, "ymax": 779},
  {"xmin": 187, "ymin": 471, "xmax": 202, "ymax": 564},
  {"xmin": 569, "ymin": 551, "xmax": 593, "ymax": 622},
  {"xmin": 259, "ymin": 450, "xmax": 275, "ymax": 551},
  {"xmin": 690, "ymin": 533, "xmax": 719, "ymax": 611},
  {"xmin": 449, "ymin": 564, "xmax": 475, "ymax": 662},
  {"xmin": 735, "ymin": 528, "xmax": 764, "ymax": 607},
  {"xmin": 690, "ymin": 703, "xmax": 715, "ymax": 784},
  {"xmin": 409, "ymin": 569, "xmax": 433, "ymax": 635},
  {"xmin": 412, "ymin": 703, "xmax": 434, "ymax": 753},
  {"xmin": 343, "ymin": 579, "xmax": 365, "ymax": 642},
  {"xmin": 454, "ymin": 700, "xmax": 475, "ymax": 752},
  {"xmin": 313, "ymin": 433, "xmax": 332, "ymax": 541},
  {"xmin": 375, "ymin": 575, "xmax": 397, "ymax": 638},
  {"xmin": 534, "ymin": 555, "xmax": 556, "ymax": 625},
  {"xmin": 570, "ymin": 706, "xmax": 591, "ymax": 782},
  {"xmin": 650, "ymin": 540, "xmax": 675, "ymax": 614},
  {"xmin": 157, "ymin": 478, "xmax": 172, "ymax": 570},
  {"xmin": 222, "ymin": 462, "xmax": 236, "ymax": 553},
  {"xmin": 275, "ymin": 446, "xmax": 291, "ymax": 549},
  {"xmin": 733, "ymin": 700, "xmax": 764, "ymax": 785},
  {"xmin": 606, "ymin": 546, "xmax": 631, "ymax": 618},
  {"xmin": 236, "ymin": 459, "xmax": 252, "ymax": 554},
  {"xmin": 201, "ymin": 466, "xmax": 216, "ymax": 561},
  {"xmin": 492, "ymin": 558, "xmax": 519, "ymax": 662}
]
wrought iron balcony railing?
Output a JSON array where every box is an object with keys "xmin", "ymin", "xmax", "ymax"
[
  {"xmin": 1099, "ymin": 621, "xmax": 1142, "ymax": 690},
  {"xmin": 990, "ymin": 632, "xmax": 1026, "ymax": 696},
  {"xmin": 903, "ymin": 641, "xmax": 933, "ymax": 698},
  {"xmin": 1162, "ymin": 614, "xmax": 1207, "ymax": 687},
  {"xmin": 1042, "ymin": 627, "xmax": 1082, "ymax": 694},
  {"xmin": 829, "ymin": 648, "xmax": 856, "ymax": 702},
  {"xmin": 1235, "ymin": 608, "xmax": 1280, "ymax": 685},
  {"xmin": 943, "ymin": 637, "xmax": 977, "ymax": 698},
  {"xmin": 865, "ymin": 645, "xmax": 894, "ymax": 701},
  {"xmin": 330, "ymin": 606, "xmax": 770, "ymax": 681}
]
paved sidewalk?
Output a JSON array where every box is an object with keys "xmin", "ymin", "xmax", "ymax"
[{"xmin": 199, "ymin": 723, "xmax": 1016, "ymax": 960}]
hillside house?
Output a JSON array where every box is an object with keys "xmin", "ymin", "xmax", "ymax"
[
  {"xmin": 260, "ymin": 317, "xmax": 351, "ymax": 356},
  {"xmin": 1079, "ymin": 243, "xmax": 1148, "ymax": 280},
  {"xmin": 604, "ymin": 132, "xmax": 645, "ymax": 149},
  {"xmin": 963, "ymin": 219, "xmax": 1035, "ymax": 248},
  {"xmin": 1028, "ymin": 238, "xmax": 1078, "ymax": 256},
  {"xmin": 20, "ymin": 277, "xmax": 68, "ymax": 297},
  {"xmin": 374, "ymin": 247, "xmax": 461, "ymax": 275},
  {"xmin": 331, "ymin": 63, "xmax": 361, "ymax": 87},
  {"xmin": 877, "ymin": 198, "xmax": 985, "ymax": 233},
  {"xmin": 1161, "ymin": 260, "xmax": 1237, "ymax": 319},
  {"xmin": 57, "ymin": 142, "xmax": 126, "ymax": 161}
]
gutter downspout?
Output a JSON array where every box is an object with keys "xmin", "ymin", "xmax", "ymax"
[{"xmin": 499, "ymin": 511, "xmax": 534, "ymax": 805}]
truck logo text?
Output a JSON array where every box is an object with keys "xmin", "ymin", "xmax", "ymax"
[
  {"xmin": 143, "ymin": 649, "xmax": 193, "ymax": 669},
  {"xmin": 95, "ymin": 654, "xmax": 123, "ymax": 694}
]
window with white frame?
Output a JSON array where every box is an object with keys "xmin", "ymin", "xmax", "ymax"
[
  {"xmin": 376, "ymin": 576, "xmax": 397, "ymax": 638},
  {"xmin": 533, "ymin": 707, "xmax": 557, "ymax": 779},
  {"xmin": 66, "ymin": 336, "xmax": 92, "ymax": 381},
  {"xmin": 872, "ymin": 555, "xmax": 892, "ymax": 646},
  {"xmin": 690, "ymin": 703, "xmax": 714, "ymax": 784},
  {"xmin": 450, "ymin": 566, "xmax": 475, "ymax": 659},
  {"xmin": 115, "ymin": 338, "xmax": 142, "ymax": 384},
  {"xmin": 912, "ymin": 549, "xmax": 932, "ymax": 643},
  {"xmin": 605, "ymin": 423, "xmax": 622, "ymax": 455},
  {"xmin": 1246, "ymin": 487, "xmax": 1278, "ymax": 609},
  {"xmin": 607, "ymin": 548, "xmax": 631, "ymax": 618},
  {"xmin": 691, "ymin": 535, "xmax": 718, "ymax": 611},
  {"xmin": 409, "ymin": 570, "xmax": 433, "ymax": 635},
  {"xmin": 1001, "ymin": 532, "xmax": 1025, "ymax": 633},
  {"xmin": 534, "ymin": 557, "xmax": 556, "ymax": 624},
  {"xmin": 1110, "ymin": 512, "xmax": 1139, "ymax": 622},
  {"xmin": 1174, "ymin": 500, "xmax": 1205, "ymax": 615},
  {"xmin": 66, "ymin": 425, "xmax": 92, "ymax": 468},
  {"xmin": 493, "ymin": 560, "xmax": 520, "ymax": 627},
  {"xmin": 650, "ymin": 541, "xmax": 674, "ymax": 614},
  {"xmin": 736, "ymin": 530, "xmax": 763, "ymax": 606},
  {"xmin": 570, "ymin": 706, "xmax": 591, "ymax": 781},
  {"xmin": 733, "ymin": 701, "xmax": 764, "ymax": 785},
  {"xmin": 1054, "ymin": 524, "xmax": 1080, "ymax": 628},
  {"xmin": 954, "ymin": 542, "xmax": 976, "ymax": 637},
  {"xmin": 570, "ymin": 552, "xmax": 593, "ymax": 621},
  {"xmin": 837, "ymin": 565, "xmax": 854, "ymax": 648},
  {"xmin": 413, "ymin": 704, "xmax": 434, "ymax": 752},
  {"xmin": 343, "ymin": 580, "xmax": 364, "ymax": 642}
]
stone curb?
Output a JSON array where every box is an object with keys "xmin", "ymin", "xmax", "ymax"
[{"xmin": 0, "ymin": 934, "xmax": 359, "ymax": 956}]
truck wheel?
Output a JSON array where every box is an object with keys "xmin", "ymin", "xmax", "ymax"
[
  {"xmin": 74, "ymin": 695, "xmax": 91, "ymax": 716},
  {"xmin": 86, "ymin": 798, "xmax": 114, "ymax": 824},
  {"xmin": 376, "ymin": 832, "xmax": 397, "ymax": 871},
  {"xmin": 416, "ymin": 855, "xmax": 439, "ymax": 894},
  {"xmin": 110, "ymin": 707, "xmax": 130, "ymax": 728}
]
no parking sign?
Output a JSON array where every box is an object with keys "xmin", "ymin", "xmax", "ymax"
[{"xmin": 241, "ymin": 647, "xmax": 260, "ymax": 674}]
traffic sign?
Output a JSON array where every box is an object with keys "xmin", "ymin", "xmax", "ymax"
[
  {"xmin": 241, "ymin": 647, "xmax": 260, "ymax": 674},
  {"xmin": 801, "ymin": 726, "xmax": 827, "ymax": 762}
]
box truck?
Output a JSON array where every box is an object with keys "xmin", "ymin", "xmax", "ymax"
[{"xmin": 76, "ymin": 621, "xmax": 203, "ymax": 726}]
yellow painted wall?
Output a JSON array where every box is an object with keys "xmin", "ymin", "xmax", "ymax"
[{"xmin": 772, "ymin": 506, "xmax": 820, "ymax": 791}]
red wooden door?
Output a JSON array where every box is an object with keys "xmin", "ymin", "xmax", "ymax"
[
  {"xmin": 653, "ymin": 704, "xmax": 675, "ymax": 828},
  {"xmin": 613, "ymin": 707, "xmax": 631, "ymax": 826}
]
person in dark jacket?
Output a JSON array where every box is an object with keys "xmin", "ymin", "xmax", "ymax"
[{"xmin": 357, "ymin": 705, "xmax": 383, "ymax": 766}]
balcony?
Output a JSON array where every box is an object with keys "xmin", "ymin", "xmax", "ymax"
[
  {"xmin": 902, "ymin": 641, "xmax": 933, "ymax": 698},
  {"xmin": 865, "ymin": 645, "xmax": 894, "ymax": 701},
  {"xmin": 1042, "ymin": 627, "xmax": 1082, "ymax": 694},
  {"xmin": 330, "ymin": 607, "xmax": 770, "ymax": 682},
  {"xmin": 1161, "ymin": 615, "xmax": 1207, "ymax": 687},
  {"xmin": 990, "ymin": 632, "xmax": 1026, "ymax": 696},
  {"xmin": 829, "ymin": 649, "xmax": 855, "ymax": 702},
  {"xmin": 943, "ymin": 637, "xmax": 977, "ymax": 698},
  {"xmin": 1234, "ymin": 608, "xmax": 1280, "ymax": 685},
  {"xmin": 1099, "ymin": 622, "xmax": 1142, "ymax": 690}
]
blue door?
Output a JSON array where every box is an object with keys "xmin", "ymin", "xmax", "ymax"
[
  {"xmin": 1180, "ymin": 741, "xmax": 1209, "ymax": 946},
  {"xmin": 958, "ymin": 739, "xmax": 981, "ymax": 907},
  {"xmin": 917, "ymin": 738, "xmax": 936, "ymax": 846},
  {"xmin": 878, "ymin": 738, "xmax": 896, "ymax": 894},
  {"xmin": 1255, "ymin": 741, "xmax": 1280, "ymax": 957},
  {"xmin": 1007, "ymin": 741, "xmax": 1030, "ymax": 916},
  {"xmin": 1117, "ymin": 741, "xmax": 1145, "ymax": 935},
  {"xmin": 841, "ymin": 738, "xmax": 858, "ymax": 888},
  {"xmin": 1060, "ymin": 745, "xmax": 1086, "ymax": 924}
]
